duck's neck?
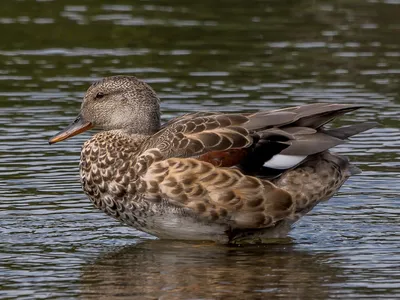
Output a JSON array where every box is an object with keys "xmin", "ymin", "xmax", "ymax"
[
  {"xmin": 123, "ymin": 111, "xmax": 161, "ymax": 135},
  {"xmin": 105, "ymin": 129, "xmax": 152, "ymax": 147}
]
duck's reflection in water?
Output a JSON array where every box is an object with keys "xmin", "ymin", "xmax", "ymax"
[{"xmin": 80, "ymin": 240, "xmax": 344, "ymax": 299}]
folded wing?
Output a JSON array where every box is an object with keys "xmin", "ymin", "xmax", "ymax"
[{"xmin": 142, "ymin": 104, "xmax": 376, "ymax": 177}]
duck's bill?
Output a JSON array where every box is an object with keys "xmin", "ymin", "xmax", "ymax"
[{"xmin": 49, "ymin": 114, "xmax": 93, "ymax": 144}]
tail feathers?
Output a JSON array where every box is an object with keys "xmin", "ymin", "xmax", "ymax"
[
  {"xmin": 245, "ymin": 104, "xmax": 363, "ymax": 131},
  {"xmin": 324, "ymin": 122, "xmax": 378, "ymax": 139},
  {"xmin": 290, "ymin": 104, "xmax": 364, "ymax": 128}
]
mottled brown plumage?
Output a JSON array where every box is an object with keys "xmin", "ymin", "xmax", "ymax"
[{"xmin": 49, "ymin": 76, "xmax": 377, "ymax": 244}]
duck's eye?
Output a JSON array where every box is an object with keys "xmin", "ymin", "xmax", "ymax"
[{"xmin": 95, "ymin": 92, "xmax": 105, "ymax": 99}]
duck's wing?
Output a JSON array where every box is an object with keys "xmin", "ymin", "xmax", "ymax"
[
  {"xmin": 142, "ymin": 104, "xmax": 375, "ymax": 176},
  {"xmin": 143, "ymin": 112, "xmax": 255, "ymax": 159}
]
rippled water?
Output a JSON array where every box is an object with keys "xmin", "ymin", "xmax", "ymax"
[{"xmin": 1, "ymin": 0, "xmax": 399, "ymax": 299}]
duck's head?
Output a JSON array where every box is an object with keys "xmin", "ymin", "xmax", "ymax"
[{"xmin": 49, "ymin": 76, "xmax": 160, "ymax": 144}]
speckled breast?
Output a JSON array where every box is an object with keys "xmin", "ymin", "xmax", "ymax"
[{"xmin": 78, "ymin": 133, "xmax": 155, "ymax": 231}]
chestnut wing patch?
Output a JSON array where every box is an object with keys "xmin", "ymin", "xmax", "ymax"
[{"xmin": 198, "ymin": 149, "xmax": 250, "ymax": 167}]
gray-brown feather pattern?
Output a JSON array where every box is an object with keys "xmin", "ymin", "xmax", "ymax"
[
  {"xmin": 272, "ymin": 152, "xmax": 351, "ymax": 221},
  {"xmin": 141, "ymin": 155, "xmax": 295, "ymax": 229},
  {"xmin": 143, "ymin": 103, "xmax": 368, "ymax": 161},
  {"xmin": 144, "ymin": 114, "xmax": 253, "ymax": 158}
]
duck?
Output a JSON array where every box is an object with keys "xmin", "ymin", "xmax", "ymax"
[{"xmin": 49, "ymin": 76, "xmax": 376, "ymax": 244}]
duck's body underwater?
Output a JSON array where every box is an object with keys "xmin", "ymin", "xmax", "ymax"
[{"xmin": 49, "ymin": 76, "xmax": 376, "ymax": 244}]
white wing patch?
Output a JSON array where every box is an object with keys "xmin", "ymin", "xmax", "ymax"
[{"xmin": 263, "ymin": 154, "xmax": 307, "ymax": 170}]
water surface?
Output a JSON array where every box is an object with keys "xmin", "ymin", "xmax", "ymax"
[{"xmin": 1, "ymin": 0, "xmax": 399, "ymax": 299}]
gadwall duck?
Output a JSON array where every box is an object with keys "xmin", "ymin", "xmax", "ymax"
[{"xmin": 49, "ymin": 76, "xmax": 376, "ymax": 244}]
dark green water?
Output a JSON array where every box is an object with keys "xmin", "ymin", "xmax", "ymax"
[{"xmin": 1, "ymin": 0, "xmax": 399, "ymax": 299}]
